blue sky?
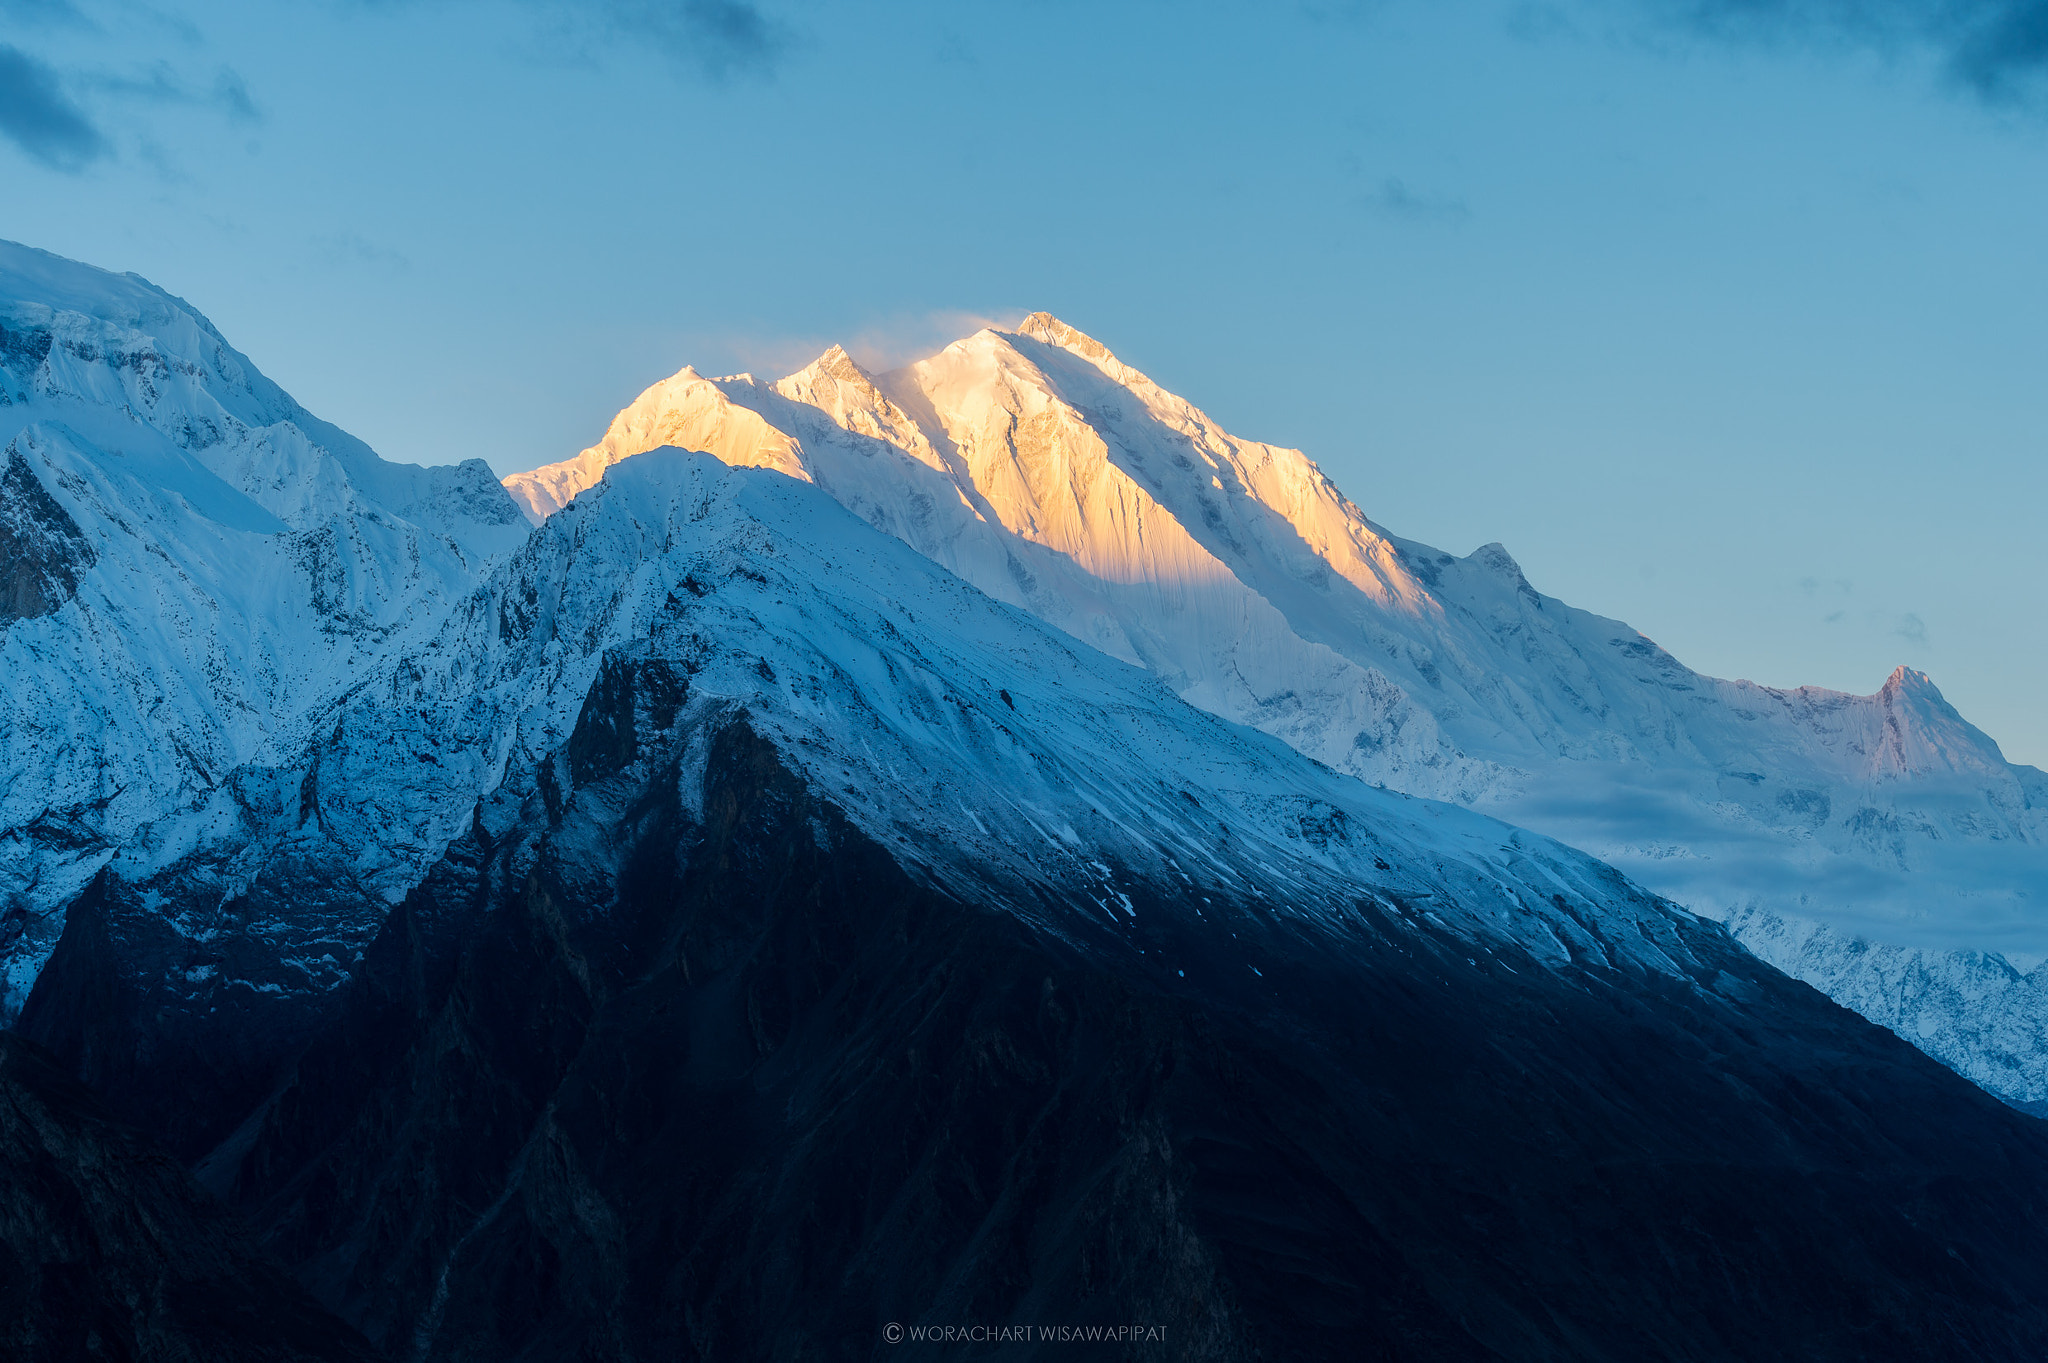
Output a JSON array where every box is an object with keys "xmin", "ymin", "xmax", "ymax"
[{"xmin": 4, "ymin": 0, "xmax": 2045, "ymax": 764}]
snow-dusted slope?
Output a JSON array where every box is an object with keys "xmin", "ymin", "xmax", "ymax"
[
  {"xmin": 0, "ymin": 241, "xmax": 527, "ymax": 1016},
  {"xmin": 505, "ymin": 313, "xmax": 2048, "ymax": 1105},
  {"xmin": 1728, "ymin": 905, "xmax": 2048, "ymax": 1117},
  {"xmin": 162, "ymin": 449, "xmax": 1717, "ymax": 998}
]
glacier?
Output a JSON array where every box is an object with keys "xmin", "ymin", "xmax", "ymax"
[{"xmin": 506, "ymin": 313, "xmax": 2048, "ymax": 1108}]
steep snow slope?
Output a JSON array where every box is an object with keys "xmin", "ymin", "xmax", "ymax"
[
  {"xmin": 505, "ymin": 314, "xmax": 2048, "ymax": 1104},
  {"xmin": 1729, "ymin": 905, "xmax": 2048, "ymax": 1118},
  {"xmin": 166, "ymin": 447, "xmax": 1715, "ymax": 990},
  {"xmin": 0, "ymin": 241, "xmax": 527, "ymax": 1017}
]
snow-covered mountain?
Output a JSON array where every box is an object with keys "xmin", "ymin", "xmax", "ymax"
[
  {"xmin": 139, "ymin": 446, "xmax": 1720, "ymax": 1011},
  {"xmin": 4, "ymin": 235, "xmax": 2038, "ymax": 1117},
  {"xmin": 21, "ymin": 443, "xmax": 1726, "ymax": 1164},
  {"xmin": 0, "ymin": 240, "xmax": 527, "ymax": 1017},
  {"xmin": 8, "ymin": 249, "xmax": 2048, "ymax": 1350},
  {"xmin": 318, "ymin": 448, "xmax": 1715, "ymax": 974},
  {"xmin": 31, "ymin": 447, "xmax": 2048, "ymax": 1359},
  {"xmin": 506, "ymin": 313, "xmax": 2048, "ymax": 1106}
]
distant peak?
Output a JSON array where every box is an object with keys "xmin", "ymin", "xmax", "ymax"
[
  {"xmin": 799, "ymin": 343, "xmax": 871, "ymax": 384},
  {"xmin": 777, "ymin": 345, "xmax": 892, "ymax": 413},
  {"xmin": 1469, "ymin": 542, "xmax": 1523, "ymax": 577},
  {"xmin": 1013, "ymin": 312, "xmax": 1115, "ymax": 363},
  {"xmin": 1882, "ymin": 665, "xmax": 1941, "ymax": 697}
]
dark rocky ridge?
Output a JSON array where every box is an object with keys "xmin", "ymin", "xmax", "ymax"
[
  {"xmin": 69, "ymin": 688, "xmax": 2044, "ymax": 1361},
  {"xmin": 0, "ymin": 1030, "xmax": 376, "ymax": 1363}
]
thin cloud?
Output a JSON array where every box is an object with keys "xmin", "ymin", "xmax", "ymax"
[
  {"xmin": 641, "ymin": 0, "xmax": 788, "ymax": 77},
  {"xmin": 80, "ymin": 61, "xmax": 186, "ymax": 104},
  {"xmin": 1952, "ymin": 2, "xmax": 2048, "ymax": 97},
  {"xmin": 212, "ymin": 69, "xmax": 261, "ymax": 123},
  {"xmin": 1506, "ymin": 2, "xmax": 1583, "ymax": 42},
  {"xmin": 567, "ymin": 0, "xmax": 791, "ymax": 79},
  {"xmin": 0, "ymin": 0, "xmax": 89, "ymax": 27},
  {"xmin": 1635, "ymin": 0, "xmax": 2048, "ymax": 104},
  {"xmin": 77, "ymin": 59, "xmax": 263, "ymax": 123},
  {"xmin": 441, "ymin": 0, "xmax": 793, "ymax": 80},
  {"xmin": 0, "ymin": 43, "xmax": 108, "ymax": 170},
  {"xmin": 316, "ymin": 231, "xmax": 412, "ymax": 273},
  {"xmin": 54, "ymin": 58, "xmax": 264, "ymax": 180},
  {"xmin": 680, "ymin": 310, "xmax": 1026, "ymax": 384},
  {"xmin": 1360, "ymin": 177, "xmax": 1471, "ymax": 222},
  {"xmin": 1894, "ymin": 612, "xmax": 1930, "ymax": 647}
]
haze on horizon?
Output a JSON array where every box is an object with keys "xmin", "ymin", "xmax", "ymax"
[{"xmin": 2, "ymin": 0, "xmax": 2043, "ymax": 764}]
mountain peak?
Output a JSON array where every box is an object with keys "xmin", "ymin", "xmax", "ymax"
[
  {"xmin": 1883, "ymin": 665, "xmax": 1938, "ymax": 696},
  {"xmin": 775, "ymin": 345, "xmax": 906, "ymax": 429},
  {"xmin": 1013, "ymin": 312, "xmax": 1115, "ymax": 363},
  {"xmin": 788, "ymin": 343, "xmax": 871, "ymax": 386},
  {"xmin": 1468, "ymin": 542, "xmax": 1527, "ymax": 581}
]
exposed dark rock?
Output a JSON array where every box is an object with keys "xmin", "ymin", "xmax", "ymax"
[
  {"xmin": 1, "ymin": 446, "xmax": 96, "ymax": 624},
  {"xmin": 18, "ymin": 864, "xmax": 384, "ymax": 1164},
  {"xmin": 0, "ymin": 319, "xmax": 55, "ymax": 375},
  {"xmin": 567, "ymin": 654, "xmax": 689, "ymax": 786},
  {"xmin": 0, "ymin": 1030, "xmax": 376, "ymax": 1363}
]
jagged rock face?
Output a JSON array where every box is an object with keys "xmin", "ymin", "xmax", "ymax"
[
  {"xmin": 0, "ymin": 449, "xmax": 95, "ymax": 622},
  {"xmin": 0, "ymin": 1031, "xmax": 375, "ymax": 1363},
  {"xmin": 199, "ymin": 714, "xmax": 2048, "ymax": 1361}
]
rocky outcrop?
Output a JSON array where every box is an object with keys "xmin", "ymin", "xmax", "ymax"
[
  {"xmin": 15, "ymin": 862, "xmax": 384, "ymax": 1163},
  {"xmin": 0, "ymin": 447, "xmax": 94, "ymax": 624}
]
